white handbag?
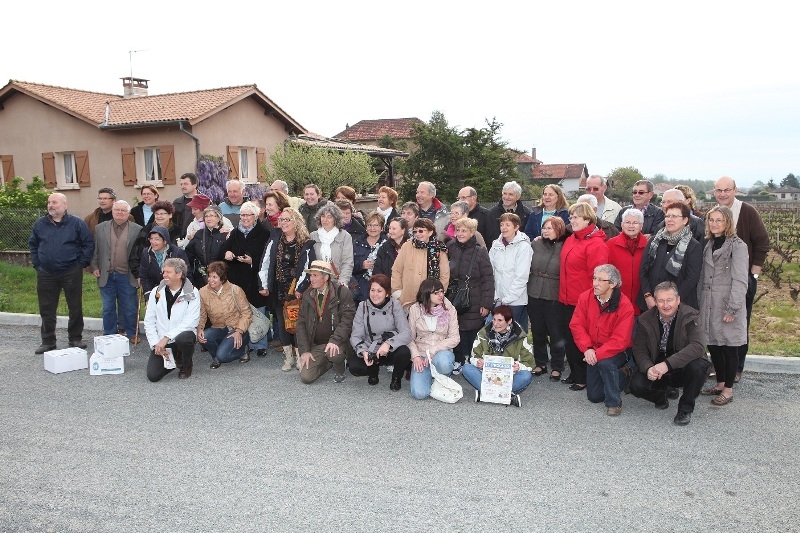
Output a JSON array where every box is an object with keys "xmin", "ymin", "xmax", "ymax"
[{"xmin": 428, "ymin": 352, "xmax": 463, "ymax": 403}]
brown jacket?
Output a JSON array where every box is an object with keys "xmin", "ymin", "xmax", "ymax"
[
  {"xmin": 391, "ymin": 241, "xmax": 450, "ymax": 308},
  {"xmin": 198, "ymin": 281, "xmax": 252, "ymax": 333},
  {"xmin": 296, "ymin": 281, "xmax": 355, "ymax": 354},
  {"xmin": 633, "ymin": 303, "xmax": 707, "ymax": 373}
]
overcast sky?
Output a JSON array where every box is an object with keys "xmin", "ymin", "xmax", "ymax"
[{"xmin": 4, "ymin": 1, "xmax": 798, "ymax": 186}]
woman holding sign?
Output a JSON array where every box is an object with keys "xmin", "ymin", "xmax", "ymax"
[{"xmin": 461, "ymin": 305, "xmax": 533, "ymax": 407}]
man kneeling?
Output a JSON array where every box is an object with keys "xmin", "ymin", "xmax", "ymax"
[
  {"xmin": 296, "ymin": 261, "xmax": 355, "ymax": 384},
  {"xmin": 630, "ymin": 281, "xmax": 709, "ymax": 426}
]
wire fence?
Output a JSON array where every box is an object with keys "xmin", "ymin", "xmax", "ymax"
[{"xmin": 0, "ymin": 208, "xmax": 47, "ymax": 251}]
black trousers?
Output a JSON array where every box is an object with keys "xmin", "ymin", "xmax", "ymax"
[
  {"xmin": 529, "ymin": 297, "xmax": 566, "ymax": 371},
  {"xmin": 710, "ymin": 345, "xmax": 738, "ymax": 389},
  {"xmin": 560, "ymin": 302, "xmax": 586, "ymax": 384},
  {"xmin": 348, "ymin": 345, "xmax": 411, "ymax": 381},
  {"xmin": 737, "ymin": 273, "xmax": 757, "ymax": 372},
  {"xmin": 629, "ymin": 357, "xmax": 710, "ymax": 413},
  {"xmin": 146, "ymin": 330, "xmax": 197, "ymax": 382},
  {"xmin": 36, "ymin": 265, "xmax": 84, "ymax": 345}
]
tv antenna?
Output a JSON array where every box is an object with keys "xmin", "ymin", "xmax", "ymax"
[{"xmin": 129, "ymin": 49, "xmax": 149, "ymax": 79}]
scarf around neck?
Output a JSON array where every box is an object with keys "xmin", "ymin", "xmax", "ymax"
[
  {"xmin": 648, "ymin": 225, "xmax": 692, "ymax": 277},
  {"xmin": 488, "ymin": 325, "xmax": 515, "ymax": 355},
  {"xmin": 412, "ymin": 235, "xmax": 448, "ymax": 280},
  {"xmin": 316, "ymin": 226, "xmax": 339, "ymax": 264},
  {"xmin": 422, "ymin": 302, "xmax": 450, "ymax": 329}
]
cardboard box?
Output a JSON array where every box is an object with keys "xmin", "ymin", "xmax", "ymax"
[
  {"xmin": 44, "ymin": 347, "xmax": 88, "ymax": 374},
  {"xmin": 93, "ymin": 334, "xmax": 130, "ymax": 358},
  {"xmin": 89, "ymin": 352, "xmax": 125, "ymax": 375}
]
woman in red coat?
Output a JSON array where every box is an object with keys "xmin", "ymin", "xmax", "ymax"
[
  {"xmin": 558, "ymin": 202, "xmax": 608, "ymax": 390},
  {"xmin": 606, "ymin": 208, "xmax": 648, "ymax": 316}
]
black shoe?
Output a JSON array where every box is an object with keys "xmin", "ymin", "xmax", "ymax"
[
  {"xmin": 35, "ymin": 344, "xmax": 57, "ymax": 354},
  {"xmin": 240, "ymin": 352, "xmax": 251, "ymax": 363},
  {"xmin": 569, "ymin": 383, "xmax": 586, "ymax": 391},
  {"xmin": 561, "ymin": 374, "xmax": 576, "ymax": 384},
  {"xmin": 68, "ymin": 340, "xmax": 87, "ymax": 349},
  {"xmin": 368, "ymin": 375, "xmax": 379, "ymax": 386},
  {"xmin": 390, "ymin": 378, "xmax": 402, "ymax": 391},
  {"xmin": 655, "ymin": 399, "xmax": 669, "ymax": 410},
  {"xmin": 178, "ymin": 367, "xmax": 192, "ymax": 379},
  {"xmin": 210, "ymin": 359, "xmax": 221, "ymax": 369},
  {"xmin": 673, "ymin": 411, "xmax": 691, "ymax": 426},
  {"xmin": 256, "ymin": 349, "xmax": 267, "ymax": 357},
  {"xmin": 667, "ymin": 387, "xmax": 679, "ymax": 400},
  {"xmin": 510, "ymin": 393, "xmax": 522, "ymax": 407}
]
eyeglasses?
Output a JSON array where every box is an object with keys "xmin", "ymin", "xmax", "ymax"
[
  {"xmin": 97, "ymin": 197, "xmax": 114, "ymax": 201},
  {"xmin": 623, "ymin": 220, "xmax": 642, "ymax": 225},
  {"xmin": 714, "ymin": 188, "xmax": 734, "ymax": 194},
  {"xmin": 366, "ymin": 224, "xmax": 382, "ymax": 228},
  {"xmin": 664, "ymin": 214, "xmax": 685, "ymax": 219},
  {"xmin": 432, "ymin": 289, "xmax": 445, "ymax": 295},
  {"xmin": 277, "ymin": 218, "xmax": 293, "ymax": 223},
  {"xmin": 585, "ymin": 187, "xmax": 602, "ymax": 192},
  {"xmin": 592, "ymin": 276, "xmax": 611, "ymax": 283},
  {"xmin": 413, "ymin": 229, "xmax": 428, "ymax": 234},
  {"xmin": 240, "ymin": 213, "xmax": 255, "ymax": 217},
  {"xmin": 632, "ymin": 190, "xmax": 649, "ymax": 195}
]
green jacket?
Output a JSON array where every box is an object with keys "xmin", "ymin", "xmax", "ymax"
[{"xmin": 470, "ymin": 321, "xmax": 534, "ymax": 370}]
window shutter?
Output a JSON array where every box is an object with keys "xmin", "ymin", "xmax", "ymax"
[
  {"xmin": 256, "ymin": 147, "xmax": 266, "ymax": 180},
  {"xmin": 1, "ymin": 155, "xmax": 14, "ymax": 184},
  {"xmin": 42, "ymin": 152, "xmax": 56, "ymax": 189},
  {"xmin": 75, "ymin": 151, "xmax": 91, "ymax": 187},
  {"xmin": 121, "ymin": 147, "xmax": 136, "ymax": 186},
  {"xmin": 160, "ymin": 145, "xmax": 176, "ymax": 184},
  {"xmin": 227, "ymin": 145, "xmax": 239, "ymax": 179}
]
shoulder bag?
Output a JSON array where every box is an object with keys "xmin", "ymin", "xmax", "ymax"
[
  {"xmin": 231, "ymin": 285, "xmax": 270, "ymax": 342},
  {"xmin": 446, "ymin": 247, "xmax": 477, "ymax": 315}
]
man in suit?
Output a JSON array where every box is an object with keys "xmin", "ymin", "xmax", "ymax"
[{"xmin": 90, "ymin": 200, "xmax": 143, "ymax": 340}]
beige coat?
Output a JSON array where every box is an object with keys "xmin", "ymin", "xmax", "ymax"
[
  {"xmin": 391, "ymin": 241, "xmax": 450, "ymax": 308},
  {"xmin": 407, "ymin": 299, "xmax": 460, "ymax": 359},
  {"xmin": 697, "ymin": 236, "xmax": 749, "ymax": 346},
  {"xmin": 198, "ymin": 281, "xmax": 252, "ymax": 334}
]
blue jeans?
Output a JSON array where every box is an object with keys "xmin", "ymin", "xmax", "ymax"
[
  {"xmin": 203, "ymin": 327, "xmax": 250, "ymax": 363},
  {"xmin": 100, "ymin": 271, "xmax": 139, "ymax": 337},
  {"xmin": 509, "ymin": 305, "xmax": 528, "ymax": 334},
  {"xmin": 586, "ymin": 351, "xmax": 629, "ymax": 408},
  {"xmin": 409, "ymin": 350, "xmax": 454, "ymax": 400},
  {"xmin": 462, "ymin": 363, "xmax": 532, "ymax": 395},
  {"xmin": 247, "ymin": 305, "xmax": 270, "ymax": 350}
]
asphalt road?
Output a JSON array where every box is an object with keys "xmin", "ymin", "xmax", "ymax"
[{"xmin": 2, "ymin": 324, "xmax": 799, "ymax": 532}]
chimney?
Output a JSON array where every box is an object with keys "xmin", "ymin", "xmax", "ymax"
[
  {"xmin": 531, "ymin": 147, "xmax": 537, "ymax": 161},
  {"xmin": 121, "ymin": 77, "xmax": 149, "ymax": 98}
]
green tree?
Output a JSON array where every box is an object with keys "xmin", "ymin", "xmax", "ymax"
[
  {"xmin": 767, "ymin": 178, "xmax": 777, "ymax": 190},
  {"xmin": 401, "ymin": 111, "xmax": 518, "ymax": 203},
  {"xmin": 606, "ymin": 166, "xmax": 644, "ymax": 202},
  {"xmin": 780, "ymin": 173, "xmax": 799, "ymax": 188},
  {"xmin": 264, "ymin": 141, "xmax": 380, "ymax": 198},
  {"xmin": 749, "ymin": 180, "xmax": 767, "ymax": 195},
  {"xmin": 0, "ymin": 176, "xmax": 50, "ymax": 208}
]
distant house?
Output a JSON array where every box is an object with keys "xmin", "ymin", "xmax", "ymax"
[
  {"xmin": 334, "ymin": 118, "xmax": 423, "ymax": 146},
  {"xmin": 511, "ymin": 149, "xmax": 542, "ymax": 180},
  {"xmin": 0, "ymin": 78, "xmax": 306, "ymax": 216},
  {"xmin": 534, "ymin": 164, "xmax": 590, "ymax": 195},
  {"xmin": 767, "ymin": 186, "xmax": 800, "ymax": 201}
]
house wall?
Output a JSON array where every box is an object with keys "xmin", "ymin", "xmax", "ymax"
[{"xmin": 0, "ymin": 93, "xmax": 294, "ymax": 217}]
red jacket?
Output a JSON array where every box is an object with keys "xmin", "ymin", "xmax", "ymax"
[
  {"xmin": 558, "ymin": 225, "xmax": 608, "ymax": 306},
  {"xmin": 570, "ymin": 287, "xmax": 635, "ymax": 361},
  {"xmin": 605, "ymin": 233, "xmax": 647, "ymax": 315}
]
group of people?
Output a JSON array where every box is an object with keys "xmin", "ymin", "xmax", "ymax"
[{"xmin": 28, "ymin": 174, "xmax": 770, "ymax": 425}]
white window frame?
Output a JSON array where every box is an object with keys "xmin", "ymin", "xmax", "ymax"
[
  {"xmin": 135, "ymin": 147, "xmax": 163, "ymax": 186},
  {"xmin": 55, "ymin": 152, "xmax": 79, "ymax": 190},
  {"xmin": 238, "ymin": 147, "xmax": 256, "ymax": 184}
]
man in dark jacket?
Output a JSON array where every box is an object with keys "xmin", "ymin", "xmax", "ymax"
[
  {"xmin": 296, "ymin": 261, "xmax": 355, "ymax": 384},
  {"xmin": 173, "ymin": 172, "xmax": 201, "ymax": 238},
  {"xmin": 630, "ymin": 281, "xmax": 710, "ymax": 426},
  {"xmin": 458, "ymin": 186, "xmax": 492, "ymax": 244},
  {"xmin": 29, "ymin": 193, "xmax": 94, "ymax": 353},
  {"xmin": 613, "ymin": 180, "xmax": 665, "ymax": 237},
  {"xmin": 487, "ymin": 181, "xmax": 531, "ymax": 245}
]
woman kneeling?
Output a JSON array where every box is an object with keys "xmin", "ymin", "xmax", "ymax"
[{"xmin": 462, "ymin": 305, "xmax": 533, "ymax": 407}]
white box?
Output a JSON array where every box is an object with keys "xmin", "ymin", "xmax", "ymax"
[
  {"xmin": 44, "ymin": 347, "xmax": 88, "ymax": 374},
  {"xmin": 89, "ymin": 352, "xmax": 125, "ymax": 375},
  {"xmin": 93, "ymin": 334, "xmax": 130, "ymax": 357}
]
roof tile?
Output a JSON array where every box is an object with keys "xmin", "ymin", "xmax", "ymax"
[{"xmin": 334, "ymin": 118, "xmax": 423, "ymax": 140}]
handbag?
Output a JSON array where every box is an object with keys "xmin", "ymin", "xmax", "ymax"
[
  {"xmin": 446, "ymin": 247, "xmax": 477, "ymax": 315},
  {"xmin": 282, "ymin": 278, "xmax": 301, "ymax": 334},
  {"xmin": 231, "ymin": 286, "xmax": 271, "ymax": 342},
  {"xmin": 428, "ymin": 351, "xmax": 463, "ymax": 403}
]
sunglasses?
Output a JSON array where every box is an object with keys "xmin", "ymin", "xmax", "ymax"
[{"xmin": 413, "ymin": 229, "xmax": 428, "ymax": 234}]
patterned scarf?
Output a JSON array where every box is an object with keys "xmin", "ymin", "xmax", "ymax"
[
  {"xmin": 647, "ymin": 225, "xmax": 692, "ymax": 277},
  {"xmin": 422, "ymin": 302, "xmax": 451, "ymax": 329},
  {"xmin": 276, "ymin": 236, "xmax": 301, "ymax": 294},
  {"xmin": 488, "ymin": 325, "xmax": 515, "ymax": 355},
  {"xmin": 411, "ymin": 235, "xmax": 448, "ymax": 280}
]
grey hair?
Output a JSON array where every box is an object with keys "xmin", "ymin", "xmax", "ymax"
[
  {"xmin": 113, "ymin": 200, "xmax": 131, "ymax": 212},
  {"xmin": 502, "ymin": 181, "xmax": 522, "ymax": 196},
  {"xmin": 622, "ymin": 208, "xmax": 644, "ymax": 225},
  {"xmin": 577, "ymin": 194, "xmax": 598, "ymax": 208},
  {"xmin": 272, "ymin": 180, "xmax": 289, "ymax": 194},
  {"xmin": 450, "ymin": 201, "xmax": 469, "ymax": 216},
  {"xmin": 595, "ymin": 264, "xmax": 621, "ymax": 286},
  {"xmin": 163, "ymin": 258, "xmax": 188, "ymax": 279},
  {"xmin": 654, "ymin": 280, "xmax": 679, "ymax": 299},
  {"xmin": 587, "ymin": 175, "xmax": 607, "ymax": 187},
  {"xmin": 419, "ymin": 181, "xmax": 436, "ymax": 197},
  {"xmin": 315, "ymin": 203, "xmax": 343, "ymax": 228},
  {"xmin": 239, "ymin": 201, "xmax": 260, "ymax": 216},
  {"xmin": 226, "ymin": 180, "xmax": 243, "ymax": 191},
  {"xmin": 661, "ymin": 188, "xmax": 685, "ymax": 202}
]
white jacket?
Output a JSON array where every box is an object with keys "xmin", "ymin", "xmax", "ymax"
[
  {"xmin": 489, "ymin": 231, "xmax": 533, "ymax": 306},
  {"xmin": 144, "ymin": 279, "xmax": 201, "ymax": 348}
]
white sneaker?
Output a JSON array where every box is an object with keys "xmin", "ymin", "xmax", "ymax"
[
  {"xmin": 452, "ymin": 361, "xmax": 463, "ymax": 375},
  {"xmin": 386, "ymin": 365, "xmax": 394, "ymax": 374}
]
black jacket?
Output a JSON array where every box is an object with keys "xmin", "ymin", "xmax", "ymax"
[
  {"xmin": 185, "ymin": 225, "xmax": 229, "ymax": 288},
  {"xmin": 445, "ymin": 236, "xmax": 495, "ymax": 331},
  {"xmin": 223, "ymin": 223, "xmax": 271, "ymax": 308},
  {"xmin": 487, "ymin": 201, "xmax": 531, "ymax": 244}
]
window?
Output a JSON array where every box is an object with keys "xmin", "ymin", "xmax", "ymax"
[
  {"xmin": 143, "ymin": 147, "xmax": 162, "ymax": 182},
  {"xmin": 55, "ymin": 152, "xmax": 78, "ymax": 189},
  {"xmin": 121, "ymin": 145, "xmax": 175, "ymax": 186},
  {"xmin": 227, "ymin": 145, "xmax": 263, "ymax": 184},
  {"xmin": 0, "ymin": 154, "xmax": 13, "ymax": 184},
  {"xmin": 42, "ymin": 151, "xmax": 90, "ymax": 189},
  {"xmin": 239, "ymin": 148, "xmax": 250, "ymax": 180}
]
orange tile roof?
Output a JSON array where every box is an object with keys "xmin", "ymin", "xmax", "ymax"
[
  {"xmin": 512, "ymin": 151, "xmax": 542, "ymax": 164},
  {"xmin": 0, "ymin": 80, "xmax": 305, "ymax": 132},
  {"xmin": 533, "ymin": 163, "xmax": 587, "ymax": 181},
  {"xmin": 333, "ymin": 118, "xmax": 424, "ymax": 140}
]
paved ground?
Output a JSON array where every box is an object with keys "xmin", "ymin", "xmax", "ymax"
[{"xmin": 2, "ymin": 323, "xmax": 800, "ymax": 532}]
